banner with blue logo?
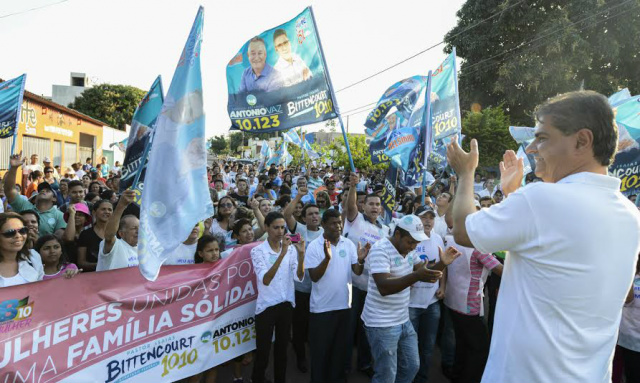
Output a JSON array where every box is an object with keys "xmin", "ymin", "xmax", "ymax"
[
  {"xmin": 607, "ymin": 90, "xmax": 640, "ymax": 195},
  {"xmin": 0, "ymin": 74, "xmax": 27, "ymax": 143},
  {"xmin": 226, "ymin": 7, "xmax": 336, "ymax": 133},
  {"xmin": 138, "ymin": 7, "xmax": 214, "ymax": 281},
  {"xmin": 120, "ymin": 76, "xmax": 164, "ymax": 194},
  {"xmin": 431, "ymin": 49, "xmax": 462, "ymax": 140}
]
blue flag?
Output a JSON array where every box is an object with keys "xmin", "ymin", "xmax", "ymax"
[
  {"xmin": 0, "ymin": 74, "xmax": 27, "ymax": 147},
  {"xmin": 283, "ymin": 128, "xmax": 303, "ymax": 146},
  {"xmin": 109, "ymin": 137, "xmax": 129, "ymax": 152},
  {"xmin": 431, "ymin": 50, "xmax": 462, "ymax": 141},
  {"xmin": 120, "ymin": 76, "xmax": 164, "ymax": 194},
  {"xmin": 226, "ymin": 7, "xmax": 337, "ymax": 133},
  {"xmin": 608, "ymin": 92, "xmax": 640, "ymax": 195},
  {"xmin": 138, "ymin": 7, "xmax": 213, "ymax": 281}
]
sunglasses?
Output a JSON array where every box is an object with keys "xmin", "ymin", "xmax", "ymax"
[
  {"xmin": 219, "ymin": 203, "xmax": 233, "ymax": 208},
  {"xmin": 45, "ymin": 170, "xmax": 53, "ymax": 173},
  {"xmin": 1, "ymin": 227, "xmax": 29, "ymax": 238}
]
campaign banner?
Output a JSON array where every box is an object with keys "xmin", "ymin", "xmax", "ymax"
[
  {"xmin": 364, "ymin": 76, "xmax": 428, "ymax": 167},
  {"xmin": 120, "ymin": 76, "xmax": 164, "ymax": 195},
  {"xmin": 110, "ymin": 138, "xmax": 129, "ymax": 153},
  {"xmin": 0, "ymin": 247, "xmax": 258, "ymax": 383},
  {"xmin": 607, "ymin": 91, "xmax": 640, "ymax": 195},
  {"xmin": 431, "ymin": 49, "xmax": 462, "ymax": 140},
  {"xmin": 138, "ymin": 7, "xmax": 214, "ymax": 281},
  {"xmin": 0, "ymin": 74, "xmax": 27, "ymax": 139},
  {"xmin": 226, "ymin": 7, "xmax": 337, "ymax": 133},
  {"xmin": 380, "ymin": 164, "xmax": 398, "ymax": 225}
]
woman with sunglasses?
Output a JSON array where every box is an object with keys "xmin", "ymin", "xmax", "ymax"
[
  {"xmin": 0, "ymin": 213, "xmax": 44, "ymax": 287},
  {"xmin": 210, "ymin": 196, "xmax": 236, "ymax": 248},
  {"xmin": 43, "ymin": 166, "xmax": 59, "ymax": 190}
]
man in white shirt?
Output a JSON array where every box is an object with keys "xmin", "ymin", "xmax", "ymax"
[
  {"xmin": 409, "ymin": 206, "xmax": 459, "ymax": 383},
  {"xmin": 447, "ymin": 90, "xmax": 640, "ymax": 383},
  {"xmin": 273, "ymin": 28, "xmax": 312, "ymax": 87},
  {"xmin": 477, "ymin": 177, "xmax": 497, "ymax": 199},
  {"xmin": 433, "ymin": 191, "xmax": 452, "ymax": 239},
  {"xmin": 343, "ymin": 172, "xmax": 390, "ymax": 374},
  {"xmin": 250, "ymin": 212, "xmax": 306, "ymax": 383},
  {"xmin": 362, "ymin": 215, "xmax": 453, "ymax": 383},
  {"xmin": 97, "ymin": 190, "xmax": 138, "ymax": 271},
  {"xmin": 305, "ymin": 208, "xmax": 370, "ymax": 383}
]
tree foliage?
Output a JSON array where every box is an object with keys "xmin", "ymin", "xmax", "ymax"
[
  {"xmin": 229, "ymin": 132, "xmax": 245, "ymax": 154},
  {"xmin": 68, "ymin": 84, "xmax": 147, "ymax": 129},
  {"xmin": 208, "ymin": 135, "xmax": 229, "ymax": 155},
  {"xmin": 444, "ymin": 0, "xmax": 640, "ymax": 125},
  {"xmin": 461, "ymin": 106, "xmax": 517, "ymax": 168}
]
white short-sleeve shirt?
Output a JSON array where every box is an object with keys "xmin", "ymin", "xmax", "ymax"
[
  {"xmin": 344, "ymin": 213, "xmax": 390, "ymax": 291},
  {"xmin": 97, "ymin": 238, "xmax": 139, "ymax": 272},
  {"xmin": 361, "ymin": 238, "xmax": 413, "ymax": 328},
  {"xmin": 409, "ymin": 233, "xmax": 444, "ymax": 309},
  {"xmin": 466, "ymin": 172, "xmax": 640, "ymax": 383},
  {"xmin": 250, "ymin": 240, "xmax": 303, "ymax": 315},
  {"xmin": 305, "ymin": 235, "xmax": 357, "ymax": 313}
]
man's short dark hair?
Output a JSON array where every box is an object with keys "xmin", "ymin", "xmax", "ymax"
[
  {"xmin": 273, "ymin": 28, "xmax": 288, "ymax": 43},
  {"xmin": 364, "ymin": 193, "xmax": 381, "ymax": 204},
  {"xmin": 68, "ymin": 180, "xmax": 83, "ymax": 190},
  {"xmin": 479, "ymin": 196, "xmax": 493, "ymax": 204},
  {"xmin": 301, "ymin": 203, "xmax": 319, "ymax": 218},
  {"xmin": 357, "ymin": 191, "xmax": 367, "ymax": 197},
  {"xmin": 534, "ymin": 90, "xmax": 617, "ymax": 166},
  {"xmin": 264, "ymin": 211, "xmax": 284, "ymax": 227},
  {"xmin": 20, "ymin": 209, "xmax": 40, "ymax": 225},
  {"xmin": 322, "ymin": 208, "xmax": 341, "ymax": 223},
  {"xmin": 268, "ymin": 168, "xmax": 278, "ymax": 176}
]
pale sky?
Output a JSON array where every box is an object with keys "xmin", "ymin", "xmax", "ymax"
[{"xmin": 0, "ymin": 0, "xmax": 466, "ymax": 138}]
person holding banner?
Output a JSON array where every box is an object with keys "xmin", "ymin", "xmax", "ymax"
[
  {"xmin": 446, "ymin": 90, "xmax": 640, "ymax": 383},
  {"xmin": 250, "ymin": 211, "xmax": 305, "ymax": 383}
]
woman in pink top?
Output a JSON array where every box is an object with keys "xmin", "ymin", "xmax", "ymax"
[{"xmin": 35, "ymin": 235, "xmax": 81, "ymax": 280}]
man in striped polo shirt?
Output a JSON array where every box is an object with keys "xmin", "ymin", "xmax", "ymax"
[{"xmin": 362, "ymin": 215, "xmax": 460, "ymax": 383}]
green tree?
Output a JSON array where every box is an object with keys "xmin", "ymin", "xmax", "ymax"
[
  {"xmin": 229, "ymin": 132, "xmax": 245, "ymax": 154},
  {"xmin": 461, "ymin": 106, "xmax": 517, "ymax": 168},
  {"xmin": 208, "ymin": 135, "xmax": 228, "ymax": 155},
  {"xmin": 444, "ymin": 0, "xmax": 640, "ymax": 125},
  {"xmin": 68, "ymin": 84, "xmax": 147, "ymax": 129},
  {"xmin": 315, "ymin": 134, "xmax": 388, "ymax": 171}
]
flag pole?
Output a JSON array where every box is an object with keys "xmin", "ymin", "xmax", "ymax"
[
  {"xmin": 309, "ymin": 6, "xmax": 355, "ymax": 172},
  {"xmin": 421, "ymin": 71, "xmax": 433, "ymax": 205}
]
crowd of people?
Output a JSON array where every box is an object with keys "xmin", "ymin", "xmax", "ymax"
[{"xmin": 0, "ymin": 91, "xmax": 639, "ymax": 383}]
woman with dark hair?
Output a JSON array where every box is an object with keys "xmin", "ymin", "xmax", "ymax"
[
  {"xmin": 43, "ymin": 166, "xmax": 59, "ymax": 190},
  {"xmin": 89, "ymin": 181, "xmax": 102, "ymax": 195},
  {"xmin": 77, "ymin": 200, "xmax": 113, "ymax": 272},
  {"xmin": 221, "ymin": 218, "xmax": 255, "ymax": 259},
  {"xmin": 100, "ymin": 189, "xmax": 119, "ymax": 204},
  {"xmin": 294, "ymin": 200, "xmax": 304, "ymax": 224},
  {"xmin": 85, "ymin": 192, "xmax": 100, "ymax": 204},
  {"xmin": 0, "ymin": 212, "xmax": 43, "ymax": 287},
  {"xmin": 210, "ymin": 196, "xmax": 236, "ymax": 248},
  {"xmin": 250, "ymin": 211, "xmax": 306, "ymax": 383},
  {"xmin": 35, "ymin": 235, "xmax": 80, "ymax": 280}
]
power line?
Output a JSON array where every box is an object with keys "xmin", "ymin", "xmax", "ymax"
[
  {"xmin": 334, "ymin": 0, "xmax": 528, "ymax": 93},
  {"xmin": 0, "ymin": 0, "xmax": 69, "ymax": 19},
  {"xmin": 339, "ymin": 0, "xmax": 639, "ymax": 120}
]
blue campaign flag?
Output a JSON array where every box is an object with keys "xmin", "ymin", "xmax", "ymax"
[
  {"xmin": 283, "ymin": 128, "xmax": 303, "ymax": 146},
  {"xmin": 302, "ymin": 139, "xmax": 320, "ymax": 159},
  {"xmin": 364, "ymin": 76, "xmax": 429, "ymax": 167},
  {"xmin": 0, "ymin": 74, "xmax": 27, "ymax": 148},
  {"xmin": 109, "ymin": 137, "xmax": 129, "ymax": 152},
  {"xmin": 120, "ymin": 76, "xmax": 164, "ymax": 194},
  {"xmin": 138, "ymin": 7, "xmax": 213, "ymax": 281},
  {"xmin": 431, "ymin": 50, "xmax": 462, "ymax": 140},
  {"xmin": 609, "ymin": 88, "xmax": 632, "ymax": 107},
  {"xmin": 509, "ymin": 126, "xmax": 536, "ymax": 146},
  {"xmin": 615, "ymin": 95, "xmax": 640, "ymax": 131},
  {"xmin": 226, "ymin": 7, "xmax": 337, "ymax": 133}
]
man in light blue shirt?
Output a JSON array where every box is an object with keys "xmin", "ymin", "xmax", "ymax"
[{"xmin": 239, "ymin": 37, "xmax": 283, "ymax": 93}]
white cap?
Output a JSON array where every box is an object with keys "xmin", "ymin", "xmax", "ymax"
[{"xmin": 394, "ymin": 215, "xmax": 429, "ymax": 242}]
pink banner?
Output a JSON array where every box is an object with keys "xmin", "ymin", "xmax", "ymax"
[{"xmin": 0, "ymin": 243, "xmax": 261, "ymax": 383}]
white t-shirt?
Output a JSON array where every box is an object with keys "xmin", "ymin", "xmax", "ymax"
[
  {"xmin": 292, "ymin": 222, "xmax": 324, "ymax": 293},
  {"xmin": 305, "ymin": 235, "xmax": 357, "ymax": 313},
  {"xmin": 361, "ymin": 238, "xmax": 413, "ymax": 328},
  {"xmin": 344, "ymin": 213, "xmax": 390, "ymax": 291},
  {"xmin": 409, "ymin": 233, "xmax": 444, "ymax": 309},
  {"xmin": 619, "ymin": 273, "xmax": 640, "ymax": 352},
  {"xmin": 274, "ymin": 53, "xmax": 311, "ymax": 87},
  {"xmin": 164, "ymin": 243, "xmax": 196, "ymax": 265},
  {"xmin": 465, "ymin": 172, "xmax": 640, "ymax": 383},
  {"xmin": 432, "ymin": 211, "xmax": 448, "ymax": 240},
  {"xmin": 97, "ymin": 238, "xmax": 139, "ymax": 271}
]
